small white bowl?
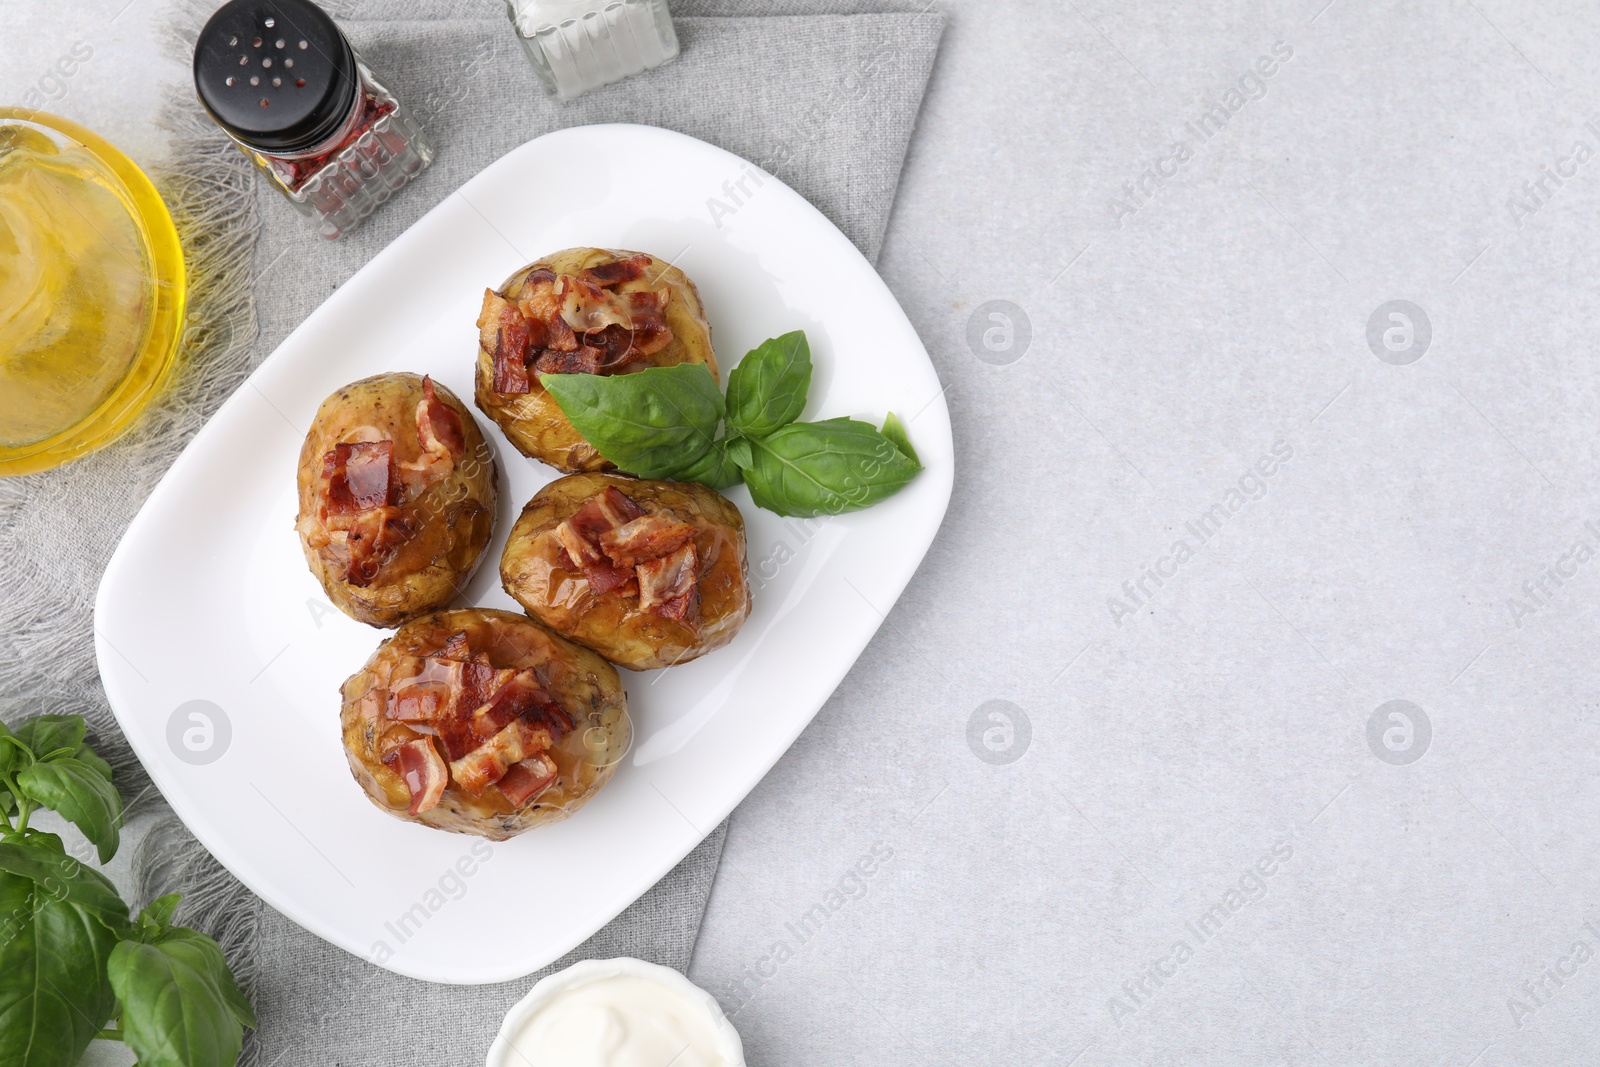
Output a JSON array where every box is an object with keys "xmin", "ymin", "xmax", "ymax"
[{"xmin": 485, "ymin": 957, "xmax": 746, "ymax": 1067}]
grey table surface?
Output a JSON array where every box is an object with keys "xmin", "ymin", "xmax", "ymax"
[{"xmin": 9, "ymin": 1, "xmax": 1600, "ymax": 1064}]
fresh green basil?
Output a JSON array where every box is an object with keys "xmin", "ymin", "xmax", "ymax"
[
  {"xmin": 674, "ymin": 437, "xmax": 742, "ymax": 490},
  {"xmin": 0, "ymin": 714, "xmax": 254, "ymax": 1067},
  {"xmin": 541, "ymin": 364, "xmax": 724, "ymax": 479},
  {"xmin": 109, "ymin": 926, "xmax": 254, "ymax": 1067},
  {"xmin": 0, "ymin": 837, "xmax": 131, "ymax": 927},
  {"xmin": 138, "ymin": 894, "xmax": 183, "ymax": 930},
  {"xmin": 0, "ymin": 836, "xmax": 122, "ymax": 1067},
  {"xmin": 879, "ymin": 412, "xmax": 918, "ymax": 466},
  {"xmin": 12, "ymin": 715, "xmax": 84, "ymax": 762},
  {"xmin": 544, "ymin": 332, "xmax": 922, "ymax": 516},
  {"xmin": 17, "ymin": 753, "xmax": 121, "ymax": 863},
  {"xmin": 743, "ymin": 417, "xmax": 923, "ymax": 517},
  {"xmin": 724, "ymin": 435, "xmax": 755, "ymax": 471},
  {"xmin": 725, "ymin": 330, "xmax": 811, "ymax": 437}
]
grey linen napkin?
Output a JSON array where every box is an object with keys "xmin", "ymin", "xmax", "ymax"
[{"xmin": 0, "ymin": 4, "xmax": 941, "ymax": 1064}]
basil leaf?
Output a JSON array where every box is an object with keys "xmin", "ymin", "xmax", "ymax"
[
  {"xmin": 724, "ymin": 436, "xmax": 754, "ymax": 471},
  {"xmin": 18, "ymin": 755, "xmax": 122, "ymax": 863},
  {"xmin": 110, "ymin": 927, "xmax": 253, "ymax": 1067},
  {"xmin": 541, "ymin": 365, "xmax": 724, "ymax": 479},
  {"xmin": 879, "ymin": 411, "xmax": 919, "ymax": 466},
  {"xmin": 0, "ymin": 839, "xmax": 121, "ymax": 1067},
  {"xmin": 70, "ymin": 743, "xmax": 114, "ymax": 786},
  {"xmin": 743, "ymin": 418, "xmax": 923, "ymax": 517},
  {"xmin": 675, "ymin": 438, "xmax": 743, "ymax": 490},
  {"xmin": 0, "ymin": 838, "xmax": 130, "ymax": 930},
  {"xmin": 12, "ymin": 715, "xmax": 85, "ymax": 762},
  {"xmin": 0, "ymin": 720, "xmax": 16, "ymax": 778},
  {"xmin": 139, "ymin": 894, "xmax": 183, "ymax": 929},
  {"xmin": 726, "ymin": 331, "xmax": 811, "ymax": 437}
]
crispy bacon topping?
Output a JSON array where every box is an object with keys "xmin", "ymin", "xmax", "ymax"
[
  {"xmin": 382, "ymin": 737, "xmax": 447, "ymax": 815},
  {"xmin": 599, "ymin": 514, "xmax": 697, "ymax": 568},
  {"xmin": 638, "ymin": 542, "xmax": 699, "ymax": 621},
  {"xmin": 497, "ymin": 754, "xmax": 558, "ymax": 806},
  {"xmin": 549, "ymin": 488, "xmax": 703, "ymax": 628},
  {"xmin": 416, "ymin": 376, "xmax": 466, "ymax": 460},
  {"xmin": 450, "ymin": 716, "xmax": 556, "ymax": 797},
  {"xmin": 481, "ymin": 290, "xmax": 533, "ymax": 394},
  {"xmin": 315, "ymin": 380, "xmax": 471, "ymax": 586},
  {"xmin": 479, "ymin": 255, "xmax": 675, "ymax": 395},
  {"xmin": 580, "ymin": 254, "xmax": 651, "ymax": 288},
  {"xmin": 324, "ymin": 441, "xmax": 397, "ymax": 516},
  {"xmin": 382, "ymin": 633, "xmax": 575, "ymax": 808}
]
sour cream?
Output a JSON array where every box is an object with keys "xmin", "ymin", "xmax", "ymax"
[{"xmin": 487, "ymin": 959, "xmax": 744, "ymax": 1067}]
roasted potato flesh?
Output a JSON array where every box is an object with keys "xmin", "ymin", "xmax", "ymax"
[
  {"xmin": 295, "ymin": 373, "xmax": 497, "ymax": 628},
  {"xmin": 501, "ymin": 473, "xmax": 752, "ymax": 671},
  {"xmin": 340, "ymin": 609, "xmax": 630, "ymax": 839},
  {"xmin": 473, "ymin": 248, "xmax": 717, "ymax": 473}
]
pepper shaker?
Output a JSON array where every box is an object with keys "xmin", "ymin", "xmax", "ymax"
[
  {"xmin": 194, "ymin": 0, "xmax": 432, "ymax": 239},
  {"xmin": 505, "ymin": 0, "xmax": 679, "ymax": 101}
]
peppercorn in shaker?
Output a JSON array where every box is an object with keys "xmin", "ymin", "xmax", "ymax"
[{"xmin": 194, "ymin": 0, "xmax": 431, "ymax": 239}]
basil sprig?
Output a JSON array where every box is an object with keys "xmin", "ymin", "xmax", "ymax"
[
  {"xmin": 0, "ymin": 714, "xmax": 255, "ymax": 1067},
  {"xmin": 542, "ymin": 330, "xmax": 923, "ymax": 516}
]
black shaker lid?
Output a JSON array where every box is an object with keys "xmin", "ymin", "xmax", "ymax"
[{"xmin": 194, "ymin": 0, "xmax": 358, "ymax": 153}]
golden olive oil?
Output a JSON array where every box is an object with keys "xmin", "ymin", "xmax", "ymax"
[{"xmin": 0, "ymin": 111, "xmax": 185, "ymax": 475}]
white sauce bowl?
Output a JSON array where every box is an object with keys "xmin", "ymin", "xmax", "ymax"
[{"xmin": 486, "ymin": 957, "xmax": 746, "ymax": 1067}]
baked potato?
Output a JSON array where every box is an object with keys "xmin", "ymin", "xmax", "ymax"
[
  {"xmin": 340, "ymin": 608, "xmax": 630, "ymax": 839},
  {"xmin": 500, "ymin": 473, "xmax": 752, "ymax": 671},
  {"xmin": 474, "ymin": 248, "xmax": 717, "ymax": 472},
  {"xmin": 296, "ymin": 373, "xmax": 496, "ymax": 628}
]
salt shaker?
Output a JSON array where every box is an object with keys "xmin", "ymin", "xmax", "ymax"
[
  {"xmin": 194, "ymin": 0, "xmax": 432, "ymax": 239},
  {"xmin": 506, "ymin": 0, "xmax": 679, "ymax": 100}
]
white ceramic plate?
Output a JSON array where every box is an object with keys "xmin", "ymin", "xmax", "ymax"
[{"xmin": 95, "ymin": 124, "xmax": 951, "ymax": 984}]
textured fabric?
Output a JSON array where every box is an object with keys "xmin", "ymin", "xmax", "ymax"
[{"xmin": 0, "ymin": 3, "xmax": 941, "ymax": 1064}]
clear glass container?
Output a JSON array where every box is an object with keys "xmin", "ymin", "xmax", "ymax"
[
  {"xmin": 195, "ymin": 0, "xmax": 432, "ymax": 239},
  {"xmin": 0, "ymin": 109, "xmax": 186, "ymax": 476},
  {"xmin": 238, "ymin": 64, "xmax": 432, "ymax": 240},
  {"xmin": 507, "ymin": 0, "xmax": 680, "ymax": 101}
]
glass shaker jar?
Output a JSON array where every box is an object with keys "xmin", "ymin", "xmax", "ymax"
[
  {"xmin": 193, "ymin": 0, "xmax": 431, "ymax": 239},
  {"xmin": 506, "ymin": 0, "xmax": 679, "ymax": 100}
]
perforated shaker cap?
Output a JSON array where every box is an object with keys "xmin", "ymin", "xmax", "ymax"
[{"xmin": 193, "ymin": 0, "xmax": 358, "ymax": 154}]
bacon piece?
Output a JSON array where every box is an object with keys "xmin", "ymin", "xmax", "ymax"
[
  {"xmin": 590, "ymin": 486, "xmax": 647, "ymax": 527},
  {"xmin": 344, "ymin": 505, "xmax": 416, "ymax": 586},
  {"xmin": 637, "ymin": 542, "xmax": 700, "ymax": 624},
  {"xmin": 497, "ymin": 754, "xmax": 558, "ymax": 807},
  {"xmin": 323, "ymin": 440, "xmax": 397, "ymax": 517},
  {"xmin": 382, "ymin": 737, "xmax": 447, "ymax": 815},
  {"xmin": 553, "ymin": 487, "xmax": 646, "ymax": 568},
  {"xmin": 385, "ymin": 680, "xmax": 451, "ymax": 723},
  {"xmin": 480, "ymin": 289, "xmax": 533, "ymax": 394},
  {"xmin": 449, "ymin": 716, "xmax": 556, "ymax": 796},
  {"xmin": 437, "ymin": 632, "xmax": 472, "ymax": 661},
  {"xmin": 434, "ymin": 658, "xmax": 511, "ymax": 759},
  {"xmin": 416, "ymin": 376, "xmax": 466, "ymax": 460},
  {"xmin": 625, "ymin": 290, "xmax": 673, "ymax": 358},
  {"xmin": 469, "ymin": 669, "xmax": 555, "ymax": 741},
  {"xmin": 517, "ymin": 270, "xmax": 580, "ymax": 354},
  {"xmin": 581, "ymin": 254, "xmax": 652, "ymax": 288},
  {"xmin": 533, "ymin": 345, "xmax": 604, "ymax": 376},
  {"xmin": 583, "ymin": 324, "xmax": 638, "ymax": 371},
  {"xmin": 585, "ymin": 562, "xmax": 637, "ymax": 595},
  {"xmin": 599, "ymin": 514, "xmax": 697, "ymax": 568}
]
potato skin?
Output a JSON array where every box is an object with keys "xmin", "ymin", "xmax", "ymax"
[
  {"xmin": 296, "ymin": 373, "xmax": 496, "ymax": 628},
  {"xmin": 473, "ymin": 248, "xmax": 717, "ymax": 472},
  {"xmin": 501, "ymin": 473, "xmax": 752, "ymax": 671},
  {"xmin": 340, "ymin": 609, "xmax": 630, "ymax": 839}
]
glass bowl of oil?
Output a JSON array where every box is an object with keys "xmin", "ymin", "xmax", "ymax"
[{"xmin": 0, "ymin": 109, "xmax": 186, "ymax": 476}]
